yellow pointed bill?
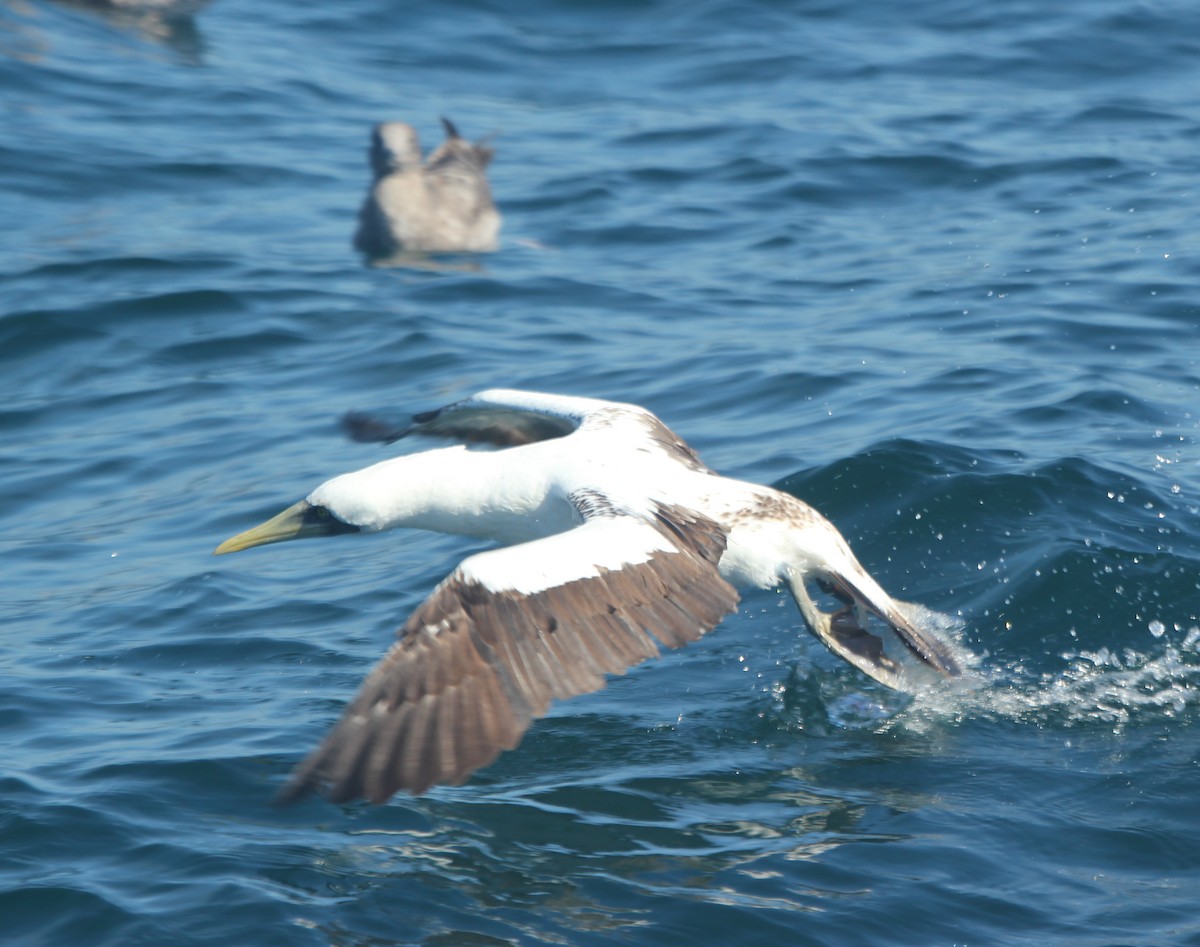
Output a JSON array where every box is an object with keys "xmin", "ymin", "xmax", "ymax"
[{"xmin": 214, "ymin": 500, "xmax": 330, "ymax": 555}]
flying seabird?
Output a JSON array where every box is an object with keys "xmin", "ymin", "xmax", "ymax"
[
  {"xmin": 353, "ymin": 118, "xmax": 501, "ymax": 257},
  {"xmin": 215, "ymin": 389, "xmax": 963, "ymax": 804}
]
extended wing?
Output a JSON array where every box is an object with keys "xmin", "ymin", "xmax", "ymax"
[
  {"xmin": 342, "ymin": 389, "xmax": 713, "ymax": 477},
  {"xmin": 342, "ymin": 389, "xmax": 593, "ymax": 447},
  {"xmin": 278, "ymin": 502, "xmax": 739, "ymax": 804}
]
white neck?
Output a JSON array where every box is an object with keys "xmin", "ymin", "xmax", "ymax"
[{"xmin": 307, "ymin": 445, "xmax": 577, "ymax": 543}]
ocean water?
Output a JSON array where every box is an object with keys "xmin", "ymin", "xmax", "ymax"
[{"xmin": 2, "ymin": 0, "xmax": 1199, "ymax": 943}]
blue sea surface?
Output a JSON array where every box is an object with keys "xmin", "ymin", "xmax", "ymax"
[{"xmin": 2, "ymin": 0, "xmax": 1199, "ymax": 943}]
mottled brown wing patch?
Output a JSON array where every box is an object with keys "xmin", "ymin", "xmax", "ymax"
[
  {"xmin": 580, "ymin": 406, "xmax": 713, "ymax": 474},
  {"xmin": 637, "ymin": 414, "xmax": 713, "ymax": 473},
  {"xmin": 278, "ymin": 506, "xmax": 739, "ymax": 804}
]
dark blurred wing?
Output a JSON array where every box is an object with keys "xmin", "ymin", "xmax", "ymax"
[
  {"xmin": 342, "ymin": 398, "xmax": 580, "ymax": 448},
  {"xmin": 278, "ymin": 504, "xmax": 739, "ymax": 804},
  {"xmin": 341, "ymin": 411, "xmax": 411, "ymax": 444},
  {"xmin": 408, "ymin": 401, "xmax": 578, "ymax": 446}
]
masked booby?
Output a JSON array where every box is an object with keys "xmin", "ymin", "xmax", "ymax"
[
  {"xmin": 353, "ymin": 117, "xmax": 501, "ymax": 257},
  {"xmin": 215, "ymin": 389, "xmax": 963, "ymax": 804}
]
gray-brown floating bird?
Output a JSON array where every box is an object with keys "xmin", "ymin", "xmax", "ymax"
[{"xmin": 353, "ymin": 118, "xmax": 500, "ymax": 256}]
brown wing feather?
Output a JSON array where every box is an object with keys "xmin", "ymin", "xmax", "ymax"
[{"xmin": 277, "ymin": 506, "xmax": 739, "ymax": 804}]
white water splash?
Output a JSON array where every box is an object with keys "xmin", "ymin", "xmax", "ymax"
[{"xmin": 897, "ymin": 621, "xmax": 1200, "ymax": 733}]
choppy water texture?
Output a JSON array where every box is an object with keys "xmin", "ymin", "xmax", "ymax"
[{"xmin": 3, "ymin": 0, "xmax": 1200, "ymax": 944}]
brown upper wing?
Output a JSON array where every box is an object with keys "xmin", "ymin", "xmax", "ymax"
[{"xmin": 277, "ymin": 504, "xmax": 739, "ymax": 804}]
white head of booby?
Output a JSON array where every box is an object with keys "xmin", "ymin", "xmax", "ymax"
[
  {"xmin": 216, "ymin": 389, "xmax": 966, "ymax": 804},
  {"xmin": 353, "ymin": 117, "xmax": 501, "ymax": 257}
]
